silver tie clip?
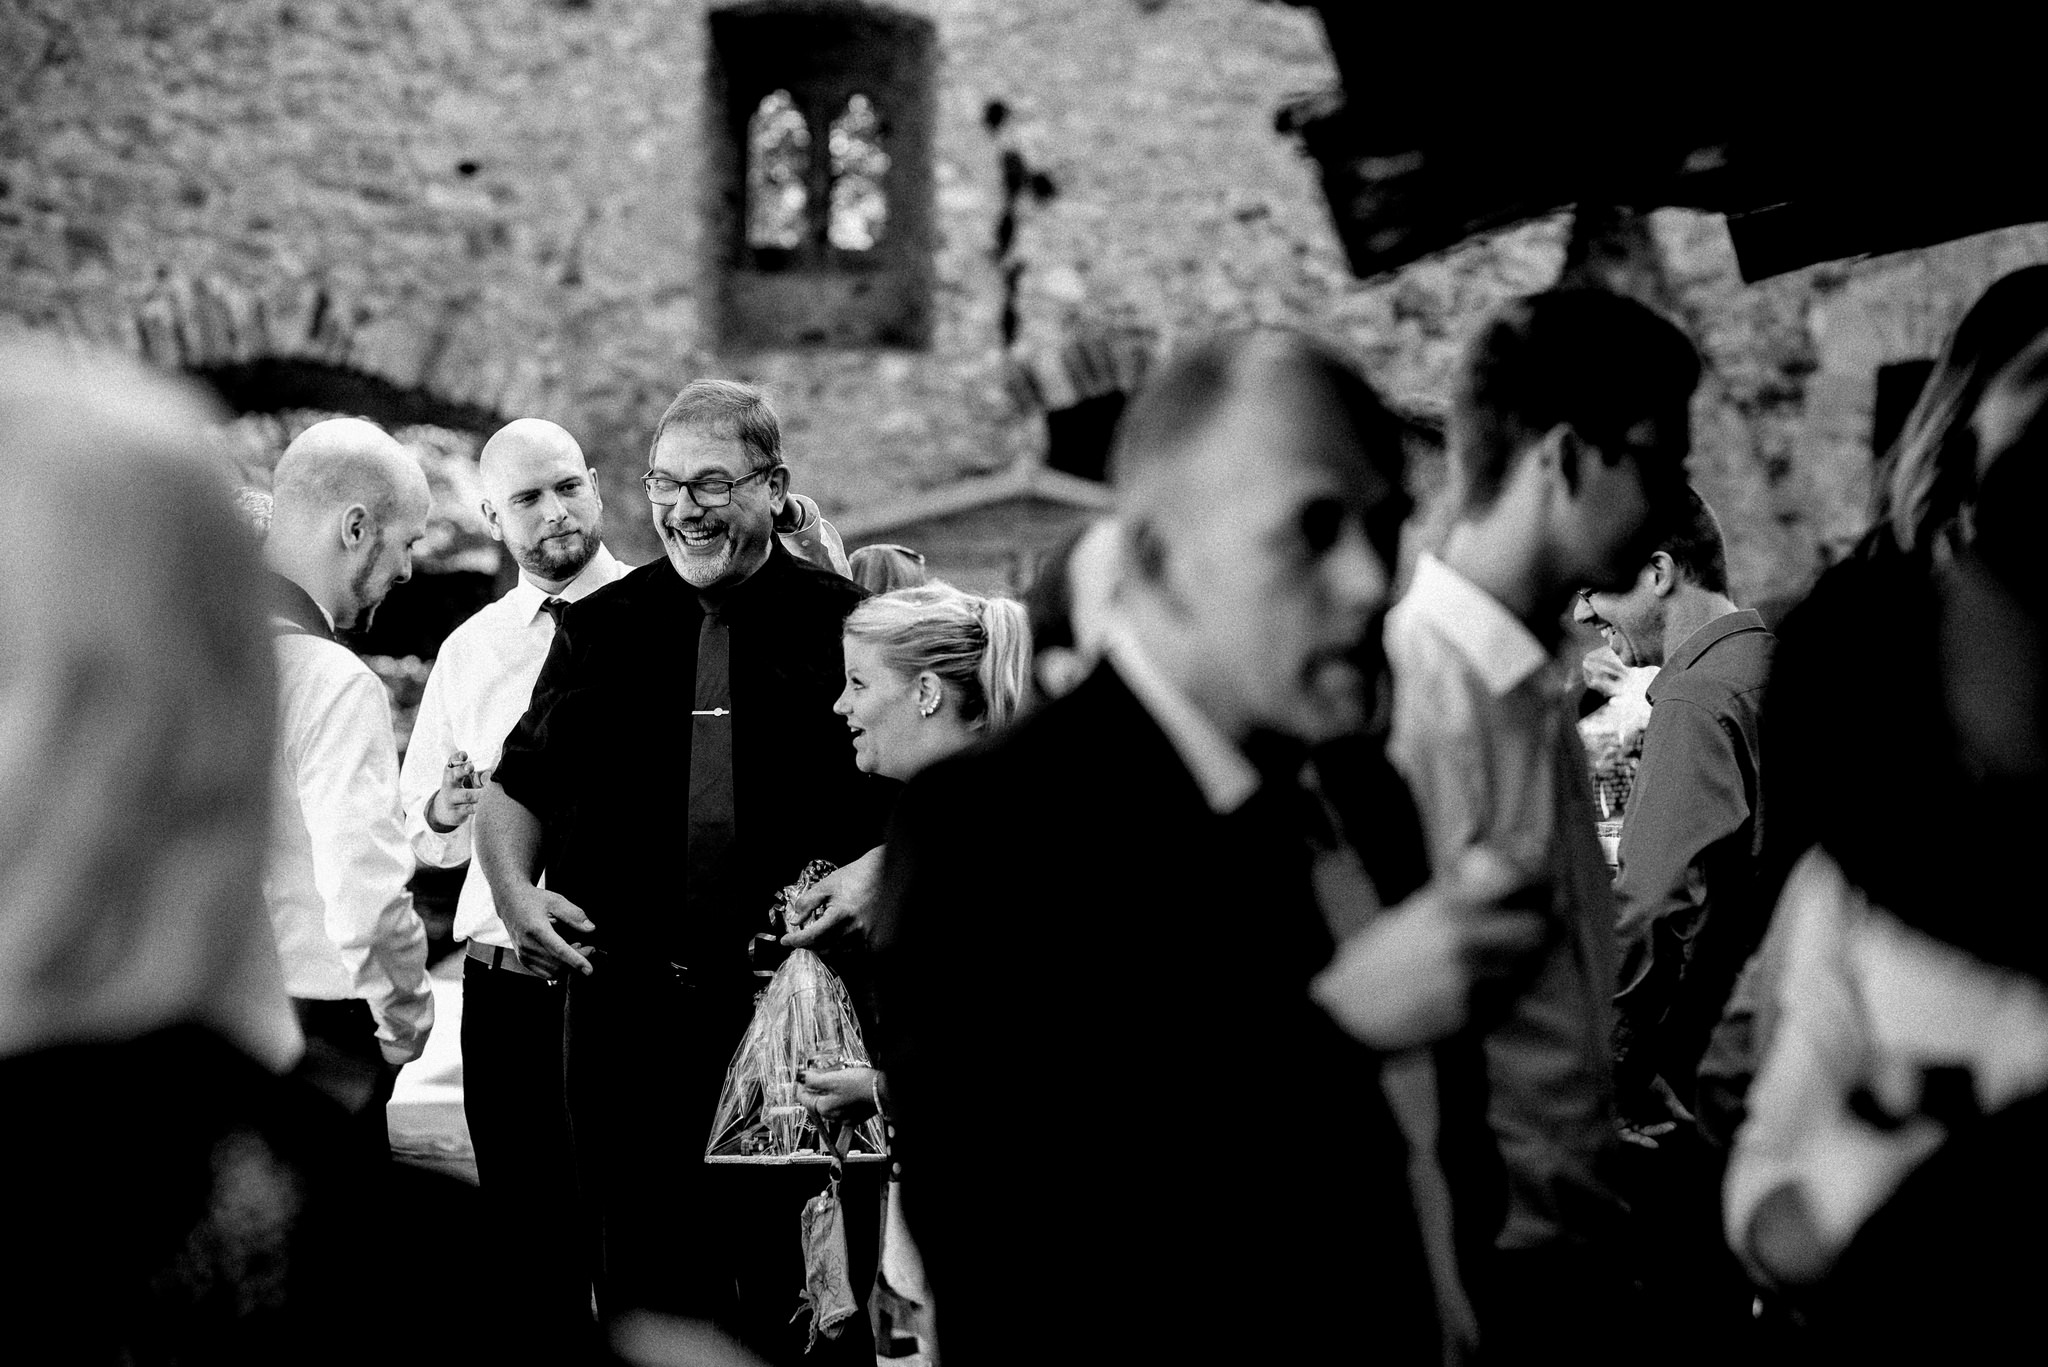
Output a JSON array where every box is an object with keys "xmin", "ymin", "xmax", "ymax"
[{"xmin": 692, "ymin": 707, "xmax": 731, "ymax": 717}]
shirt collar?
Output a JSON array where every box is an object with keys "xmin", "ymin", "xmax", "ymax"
[
  {"xmin": 507, "ymin": 543, "xmax": 626, "ymax": 625},
  {"xmin": 1402, "ymin": 552, "xmax": 1551, "ymax": 696},
  {"xmin": 1104, "ymin": 627, "xmax": 1260, "ymax": 816},
  {"xmin": 1656, "ymin": 607, "xmax": 1769, "ymax": 679}
]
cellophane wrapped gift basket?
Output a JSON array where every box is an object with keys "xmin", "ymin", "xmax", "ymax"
[{"xmin": 704, "ymin": 860, "xmax": 887, "ymax": 1163}]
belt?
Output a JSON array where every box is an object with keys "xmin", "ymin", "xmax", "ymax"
[{"xmin": 465, "ymin": 941, "xmax": 551, "ymax": 979}]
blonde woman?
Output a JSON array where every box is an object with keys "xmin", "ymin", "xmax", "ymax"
[{"xmin": 785, "ymin": 581, "xmax": 1029, "ymax": 1360}]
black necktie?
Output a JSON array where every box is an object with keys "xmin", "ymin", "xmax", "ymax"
[
  {"xmin": 541, "ymin": 596, "xmax": 569, "ymax": 628},
  {"xmin": 686, "ymin": 605, "xmax": 737, "ymax": 931}
]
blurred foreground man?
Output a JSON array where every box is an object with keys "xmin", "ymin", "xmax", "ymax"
[
  {"xmin": 262, "ymin": 418, "xmax": 437, "ymax": 1159},
  {"xmin": 871, "ymin": 331, "xmax": 1540, "ymax": 1366},
  {"xmin": 476, "ymin": 381, "xmax": 878, "ymax": 1357},
  {"xmin": 398, "ymin": 417, "xmax": 624, "ymax": 1350},
  {"xmin": 1387, "ymin": 289, "xmax": 1702, "ymax": 1358}
]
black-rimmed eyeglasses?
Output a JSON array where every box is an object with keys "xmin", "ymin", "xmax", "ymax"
[{"xmin": 641, "ymin": 465, "xmax": 780, "ymax": 508}]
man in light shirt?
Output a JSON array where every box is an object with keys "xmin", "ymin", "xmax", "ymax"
[
  {"xmin": 398, "ymin": 417, "xmax": 624, "ymax": 1347},
  {"xmin": 1385, "ymin": 288, "xmax": 1702, "ymax": 1357},
  {"xmin": 262, "ymin": 417, "xmax": 436, "ymax": 1160}
]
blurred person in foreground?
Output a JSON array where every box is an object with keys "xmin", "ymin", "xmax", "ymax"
[
  {"xmin": 784, "ymin": 581, "xmax": 1031, "ymax": 1358},
  {"xmin": 1722, "ymin": 305, "xmax": 2048, "ymax": 1355},
  {"xmin": 1577, "ymin": 488, "xmax": 1774, "ymax": 1359},
  {"xmin": 397, "ymin": 417, "xmax": 626, "ymax": 1351},
  {"xmin": 1386, "ymin": 288, "xmax": 1703, "ymax": 1357},
  {"xmin": 866, "ymin": 329, "xmax": 1544, "ymax": 1366},
  {"xmin": 476, "ymin": 380, "xmax": 882, "ymax": 1356},
  {"xmin": 0, "ymin": 341, "xmax": 424, "ymax": 1362},
  {"xmin": 849, "ymin": 542, "xmax": 929, "ymax": 595},
  {"xmin": 262, "ymin": 417, "xmax": 437, "ymax": 1161},
  {"xmin": 1699, "ymin": 265, "xmax": 2048, "ymax": 1151}
]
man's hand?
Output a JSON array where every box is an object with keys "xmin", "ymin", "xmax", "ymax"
[
  {"xmin": 796, "ymin": 1066, "xmax": 881, "ymax": 1126},
  {"xmin": 427, "ymin": 750, "xmax": 485, "ymax": 833},
  {"xmin": 500, "ymin": 884, "xmax": 597, "ymax": 979},
  {"xmin": 1582, "ymin": 646, "xmax": 1629, "ymax": 698},
  {"xmin": 781, "ymin": 846, "xmax": 885, "ymax": 948},
  {"xmin": 1310, "ymin": 847, "xmax": 1547, "ymax": 1051}
]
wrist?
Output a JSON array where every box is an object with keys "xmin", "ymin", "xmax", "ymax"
[{"xmin": 425, "ymin": 797, "xmax": 459, "ymax": 833}]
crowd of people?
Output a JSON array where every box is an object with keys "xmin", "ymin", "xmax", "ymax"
[{"xmin": 3, "ymin": 268, "xmax": 2044, "ymax": 1365}]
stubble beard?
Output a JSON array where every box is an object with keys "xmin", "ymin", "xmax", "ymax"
[{"xmin": 518, "ymin": 521, "xmax": 599, "ymax": 583}]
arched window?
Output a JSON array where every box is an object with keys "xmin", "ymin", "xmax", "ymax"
[
  {"xmin": 827, "ymin": 93, "xmax": 890, "ymax": 251},
  {"xmin": 745, "ymin": 89, "xmax": 812, "ymax": 251},
  {"xmin": 712, "ymin": 3, "xmax": 935, "ymax": 349}
]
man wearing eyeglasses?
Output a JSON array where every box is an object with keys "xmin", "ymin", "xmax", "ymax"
[{"xmin": 476, "ymin": 380, "xmax": 879, "ymax": 1353}]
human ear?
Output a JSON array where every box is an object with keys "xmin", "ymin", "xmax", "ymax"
[
  {"xmin": 587, "ymin": 467, "xmax": 604, "ymax": 512},
  {"xmin": 1647, "ymin": 551, "xmax": 1678, "ymax": 597},
  {"xmin": 340, "ymin": 503, "xmax": 370, "ymax": 549},
  {"xmin": 479, "ymin": 499, "xmax": 503, "ymax": 543},
  {"xmin": 766, "ymin": 464, "xmax": 790, "ymax": 515},
  {"xmin": 915, "ymin": 671, "xmax": 943, "ymax": 717},
  {"xmin": 1551, "ymin": 425, "xmax": 1584, "ymax": 497}
]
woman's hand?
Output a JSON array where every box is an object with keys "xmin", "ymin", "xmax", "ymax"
[
  {"xmin": 782, "ymin": 845, "xmax": 885, "ymax": 948},
  {"xmin": 797, "ymin": 1066, "xmax": 881, "ymax": 1126}
]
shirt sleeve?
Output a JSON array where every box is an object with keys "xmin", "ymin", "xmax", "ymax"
[
  {"xmin": 298, "ymin": 666, "xmax": 435, "ymax": 1064},
  {"xmin": 1611, "ymin": 696, "xmax": 1752, "ymax": 1083},
  {"xmin": 400, "ymin": 650, "xmax": 471, "ymax": 869},
  {"xmin": 1386, "ymin": 638, "xmax": 1491, "ymax": 877},
  {"xmin": 1723, "ymin": 852, "xmax": 1941, "ymax": 1280}
]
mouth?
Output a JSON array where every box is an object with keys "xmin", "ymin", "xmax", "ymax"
[
  {"xmin": 668, "ymin": 523, "xmax": 724, "ymax": 551},
  {"xmin": 846, "ymin": 725, "xmax": 866, "ymax": 742}
]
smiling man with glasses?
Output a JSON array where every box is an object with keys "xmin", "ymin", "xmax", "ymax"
[{"xmin": 475, "ymin": 379, "xmax": 882, "ymax": 1353}]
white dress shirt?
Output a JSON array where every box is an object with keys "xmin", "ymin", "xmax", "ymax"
[
  {"xmin": 266, "ymin": 603, "xmax": 435, "ymax": 1066},
  {"xmin": 1385, "ymin": 552, "xmax": 1623, "ymax": 1253},
  {"xmin": 400, "ymin": 546, "xmax": 628, "ymax": 949}
]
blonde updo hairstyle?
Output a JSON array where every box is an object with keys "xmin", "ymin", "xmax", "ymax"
[{"xmin": 842, "ymin": 582, "xmax": 1032, "ymax": 734}]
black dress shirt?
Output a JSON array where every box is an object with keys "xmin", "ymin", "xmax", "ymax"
[{"xmin": 494, "ymin": 543, "xmax": 883, "ymax": 975}]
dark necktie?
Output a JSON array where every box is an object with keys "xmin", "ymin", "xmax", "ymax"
[
  {"xmin": 686, "ymin": 605, "xmax": 737, "ymax": 932},
  {"xmin": 541, "ymin": 596, "xmax": 569, "ymax": 628}
]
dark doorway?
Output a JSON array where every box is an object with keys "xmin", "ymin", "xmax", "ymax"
[{"xmin": 1044, "ymin": 390, "xmax": 1126, "ymax": 484}]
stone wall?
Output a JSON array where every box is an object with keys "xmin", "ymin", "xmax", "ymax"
[{"xmin": 4, "ymin": 0, "xmax": 2046, "ymax": 603}]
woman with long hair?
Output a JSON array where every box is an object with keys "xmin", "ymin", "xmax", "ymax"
[{"xmin": 785, "ymin": 580, "xmax": 1030, "ymax": 1359}]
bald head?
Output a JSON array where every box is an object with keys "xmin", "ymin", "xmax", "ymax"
[
  {"xmin": 477, "ymin": 417, "xmax": 604, "ymax": 589},
  {"xmin": 265, "ymin": 417, "xmax": 431, "ymax": 630},
  {"xmin": 272, "ymin": 417, "xmax": 428, "ymax": 527}
]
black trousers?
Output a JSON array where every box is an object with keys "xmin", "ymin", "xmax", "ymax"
[
  {"xmin": 564, "ymin": 964, "xmax": 877, "ymax": 1367},
  {"xmin": 461, "ymin": 957, "xmax": 595, "ymax": 1349},
  {"xmin": 290, "ymin": 997, "xmax": 395, "ymax": 1165}
]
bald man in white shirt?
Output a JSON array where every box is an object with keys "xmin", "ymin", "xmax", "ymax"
[
  {"xmin": 398, "ymin": 418, "xmax": 623, "ymax": 1347},
  {"xmin": 262, "ymin": 417, "xmax": 436, "ymax": 1160}
]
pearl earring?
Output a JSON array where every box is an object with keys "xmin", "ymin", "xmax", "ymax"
[{"xmin": 919, "ymin": 693, "xmax": 939, "ymax": 718}]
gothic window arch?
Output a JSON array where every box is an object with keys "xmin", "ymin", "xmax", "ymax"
[{"xmin": 712, "ymin": 2, "xmax": 936, "ymax": 349}]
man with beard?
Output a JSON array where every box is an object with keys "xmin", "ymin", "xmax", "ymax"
[
  {"xmin": 867, "ymin": 330, "xmax": 1545, "ymax": 1366},
  {"xmin": 397, "ymin": 417, "xmax": 624, "ymax": 1351},
  {"xmin": 475, "ymin": 381, "xmax": 879, "ymax": 1354},
  {"xmin": 262, "ymin": 417, "xmax": 436, "ymax": 1160},
  {"xmin": 1385, "ymin": 289, "xmax": 1702, "ymax": 1358}
]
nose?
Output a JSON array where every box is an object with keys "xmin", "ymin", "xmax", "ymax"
[
  {"xmin": 832, "ymin": 683, "xmax": 853, "ymax": 717},
  {"xmin": 539, "ymin": 491, "xmax": 567, "ymax": 524},
  {"xmin": 1325, "ymin": 526, "xmax": 1390, "ymax": 616}
]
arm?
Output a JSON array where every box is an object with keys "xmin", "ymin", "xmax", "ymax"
[
  {"xmin": 475, "ymin": 781, "xmax": 594, "ymax": 978},
  {"xmin": 1611, "ymin": 698, "xmax": 1753, "ymax": 1103},
  {"xmin": 300, "ymin": 669, "xmax": 434, "ymax": 1066},
  {"xmin": 398, "ymin": 656, "xmax": 474, "ymax": 868},
  {"xmin": 1724, "ymin": 852, "xmax": 1943, "ymax": 1287}
]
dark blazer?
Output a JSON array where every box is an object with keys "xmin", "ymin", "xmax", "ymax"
[
  {"xmin": 870, "ymin": 662, "xmax": 1439, "ymax": 1365},
  {"xmin": 495, "ymin": 543, "xmax": 884, "ymax": 972}
]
